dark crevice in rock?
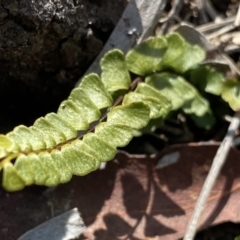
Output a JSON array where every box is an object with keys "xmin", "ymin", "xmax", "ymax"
[{"xmin": 0, "ymin": 0, "xmax": 127, "ymax": 133}]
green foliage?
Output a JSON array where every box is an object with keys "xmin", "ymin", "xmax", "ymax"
[
  {"xmin": 158, "ymin": 33, "xmax": 206, "ymax": 73},
  {"xmin": 221, "ymin": 79, "xmax": 240, "ymax": 111},
  {"xmin": 189, "ymin": 66, "xmax": 240, "ymax": 111},
  {"xmin": 189, "ymin": 66, "xmax": 224, "ymax": 95},
  {"xmin": 0, "ymin": 32, "xmax": 239, "ymax": 191},
  {"xmin": 126, "ymin": 36, "xmax": 168, "ymax": 76},
  {"xmin": 100, "ymin": 49, "xmax": 131, "ymax": 91},
  {"xmin": 145, "ymin": 72, "xmax": 215, "ymax": 129}
]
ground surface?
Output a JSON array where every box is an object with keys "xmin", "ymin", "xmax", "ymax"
[{"xmin": 1, "ymin": 0, "xmax": 240, "ymax": 239}]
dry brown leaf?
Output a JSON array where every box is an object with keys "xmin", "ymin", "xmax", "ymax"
[
  {"xmin": 82, "ymin": 145, "xmax": 240, "ymax": 239},
  {"xmin": 1, "ymin": 145, "xmax": 240, "ymax": 239}
]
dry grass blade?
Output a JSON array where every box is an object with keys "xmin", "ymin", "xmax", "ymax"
[
  {"xmin": 206, "ymin": 3, "xmax": 240, "ymax": 40},
  {"xmin": 159, "ymin": 0, "xmax": 184, "ymax": 23},
  {"xmin": 234, "ymin": 4, "xmax": 240, "ymax": 27},
  {"xmin": 196, "ymin": 0, "xmax": 208, "ymax": 23},
  {"xmin": 183, "ymin": 111, "xmax": 240, "ymax": 240},
  {"xmin": 205, "ymin": 0, "xmax": 219, "ymax": 21}
]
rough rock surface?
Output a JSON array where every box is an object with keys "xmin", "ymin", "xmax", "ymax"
[{"xmin": 0, "ymin": 0, "xmax": 127, "ymax": 133}]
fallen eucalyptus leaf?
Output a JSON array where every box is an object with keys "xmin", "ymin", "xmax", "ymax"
[
  {"xmin": 18, "ymin": 208, "xmax": 86, "ymax": 240},
  {"xmin": 2, "ymin": 145, "xmax": 240, "ymax": 239}
]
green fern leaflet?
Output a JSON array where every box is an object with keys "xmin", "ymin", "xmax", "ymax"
[{"xmin": 0, "ymin": 33, "xmax": 238, "ymax": 191}]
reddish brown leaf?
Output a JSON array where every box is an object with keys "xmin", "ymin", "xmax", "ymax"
[
  {"xmin": 1, "ymin": 145, "xmax": 240, "ymax": 239},
  {"xmin": 83, "ymin": 145, "xmax": 240, "ymax": 239}
]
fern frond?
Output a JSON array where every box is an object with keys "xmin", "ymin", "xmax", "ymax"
[
  {"xmin": 2, "ymin": 102, "xmax": 151, "ymax": 191},
  {"xmin": 1, "ymin": 32, "xmax": 235, "ymax": 191},
  {"xmin": 0, "ymin": 49, "xmax": 153, "ymax": 191},
  {"xmin": 100, "ymin": 49, "xmax": 131, "ymax": 91},
  {"xmin": 221, "ymin": 79, "xmax": 240, "ymax": 111},
  {"xmin": 126, "ymin": 36, "xmax": 168, "ymax": 76},
  {"xmin": 146, "ymin": 72, "xmax": 215, "ymax": 129}
]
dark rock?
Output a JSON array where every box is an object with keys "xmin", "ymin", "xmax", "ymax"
[{"xmin": 0, "ymin": 0, "xmax": 127, "ymax": 133}]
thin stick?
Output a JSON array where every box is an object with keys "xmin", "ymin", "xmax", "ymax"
[
  {"xmin": 183, "ymin": 111, "xmax": 240, "ymax": 240},
  {"xmin": 234, "ymin": 4, "xmax": 240, "ymax": 27},
  {"xmin": 206, "ymin": 3, "xmax": 240, "ymax": 40},
  {"xmin": 197, "ymin": 16, "xmax": 235, "ymax": 33},
  {"xmin": 205, "ymin": 0, "xmax": 219, "ymax": 21},
  {"xmin": 196, "ymin": 0, "xmax": 208, "ymax": 23},
  {"xmin": 206, "ymin": 24, "xmax": 236, "ymax": 40},
  {"xmin": 159, "ymin": 0, "xmax": 184, "ymax": 23}
]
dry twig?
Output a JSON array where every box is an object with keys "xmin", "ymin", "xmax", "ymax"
[
  {"xmin": 183, "ymin": 111, "xmax": 240, "ymax": 240},
  {"xmin": 159, "ymin": 0, "xmax": 184, "ymax": 23}
]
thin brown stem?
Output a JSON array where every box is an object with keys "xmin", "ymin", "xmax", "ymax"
[{"xmin": 79, "ymin": 77, "xmax": 143, "ymax": 137}]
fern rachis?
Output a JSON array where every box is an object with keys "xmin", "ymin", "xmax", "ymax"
[{"xmin": 0, "ymin": 33, "xmax": 238, "ymax": 191}]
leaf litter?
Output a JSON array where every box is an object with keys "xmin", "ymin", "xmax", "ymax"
[{"xmin": 2, "ymin": 0, "xmax": 240, "ymax": 239}]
